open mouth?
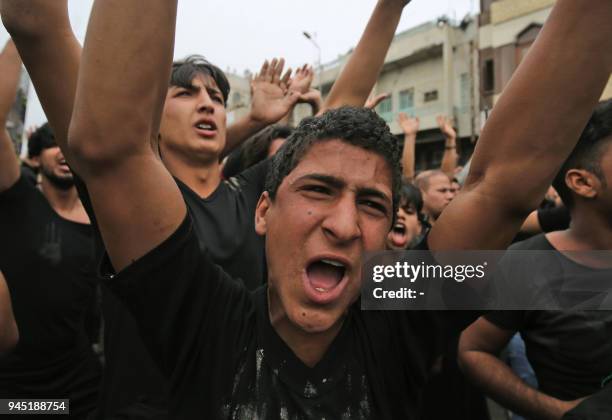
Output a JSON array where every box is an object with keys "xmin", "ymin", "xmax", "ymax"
[
  {"xmin": 58, "ymin": 159, "xmax": 71, "ymax": 172},
  {"xmin": 390, "ymin": 223, "xmax": 408, "ymax": 247},
  {"xmin": 303, "ymin": 258, "xmax": 349, "ymax": 305},
  {"xmin": 194, "ymin": 120, "xmax": 217, "ymax": 138}
]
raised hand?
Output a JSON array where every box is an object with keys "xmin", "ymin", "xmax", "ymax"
[
  {"xmin": 249, "ymin": 58, "xmax": 300, "ymax": 125},
  {"xmin": 365, "ymin": 92, "xmax": 390, "ymax": 110},
  {"xmin": 436, "ymin": 115, "xmax": 456, "ymax": 140},
  {"xmin": 289, "ymin": 64, "xmax": 315, "ymax": 95},
  {"xmin": 298, "ymin": 88, "xmax": 323, "ymax": 116},
  {"xmin": 397, "ymin": 112, "xmax": 419, "ymax": 136}
]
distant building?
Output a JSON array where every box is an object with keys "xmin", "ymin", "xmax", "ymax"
[
  {"xmin": 479, "ymin": 0, "xmax": 612, "ymax": 111},
  {"xmin": 225, "ymin": 71, "xmax": 252, "ymax": 126},
  {"xmin": 301, "ymin": 18, "xmax": 479, "ymax": 171}
]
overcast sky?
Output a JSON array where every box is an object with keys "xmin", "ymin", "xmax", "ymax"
[{"xmin": 1, "ymin": 0, "xmax": 478, "ymax": 128}]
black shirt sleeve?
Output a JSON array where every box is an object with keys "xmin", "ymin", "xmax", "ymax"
[
  {"xmin": 484, "ymin": 311, "xmax": 526, "ymax": 331},
  {"xmin": 537, "ymin": 205, "xmax": 570, "ymax": 233},
  {"xmin": 0, "ymin": 175, "xmax": 32, "ymax": 204},
  {"xmin": 234, "ymin": 157, "xmax": 270, "ymax": 199},
  {"xmin": 102, "ymin": 213, "xmax": 253, "ymax": 379}
]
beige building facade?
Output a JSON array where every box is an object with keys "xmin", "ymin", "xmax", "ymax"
[{"xmin": 479, "ymin": 0, "xmax": 612, "ymax": 110}]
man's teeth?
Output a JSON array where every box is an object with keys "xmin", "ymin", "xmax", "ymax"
[
  {"xmin": 315, "ymin": 287, "xmax": 329, "ymax": 293},
  {"xmin": 196, "ymin": 123, "xmax": 214, "ymax": 130},
  {"xmin": 320, "ymin": 259, "xmax": 344, "ymax": 268}
]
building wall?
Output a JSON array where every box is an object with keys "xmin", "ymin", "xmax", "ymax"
[{"xmin": 225, "ymin": 73, "xmax": 252, "ymax": 125}]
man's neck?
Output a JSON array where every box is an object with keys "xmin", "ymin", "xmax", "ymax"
[
  {"xmin": 564, "ymin": 206, "xmax": 612, "ymax": 250},
  {"xmin": 267, "ymin": 288, "xmax": 344, "ymax": 368},
  {"xmin": 546, "ymin": 206, "xmax": 612, "ymax": 268},
  {"xmin": 423, "ymin": 209, "xmax": 437, "ymax": 226},
  {"xmin": 40, "ymin": 176, "xmax": 87, "ymax": 223},
  {"xmin": 162, "ymin": 153, "xmax": 222, "ymax": 199}
]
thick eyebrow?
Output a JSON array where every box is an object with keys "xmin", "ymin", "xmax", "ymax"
[
  {"xmin": 295, "ymin": 173, "xmax": 391, "ymax": 206},
  {"xmin": 295, "ymin": 173, "xmax": 345, "ymax": 189}
]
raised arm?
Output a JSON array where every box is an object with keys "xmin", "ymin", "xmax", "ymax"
[
  {"xmin": 430, "ymin": 0, "xmax": 612, "ymax": 250},
  {"xmin": 67, "ymin": 0, "xmax": 184, "ymax": 271},
  {"xmin": 437, "ymin": 115, "xmax": 458, "ymax": 178},
  {"xmin": 459, "ymin": 318, "xmax": 583, "ymax": 419},
  {"xmin": 0, "ymin": 271, "xmax": 18, "ymax": 356},
  {"xmin": 321, "ymin": 0, "xmax": 410, "ymax": 111},
  {"xmin": 397, "ymin": 113, "xmax": 419, "ymax": 182},
  {"xmin": 1, "ymin": 0, "xmax": 80, "ymax": 162},
  {"xmin": 0, "ymin": 39, "xmax": 21, "ymax": 192},
  {"xmin": 223, "ymin": 58, "xmax": 301, "ymax": 158}
]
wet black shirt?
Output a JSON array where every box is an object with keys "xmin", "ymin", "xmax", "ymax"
[
  {"xmin": 79, "ymin": 161, "xmax": 268, "ymax": 419},
  {"xmin": 485, "ymin": 234, "xmax": 612, "ymax": 400},
  {"xmin": 0, "ymin": 176, "xmax": 101, "ymax": 418},
  {"xmin": 104, "ymin": 215, "xmax": 439, "ymax": 419}
]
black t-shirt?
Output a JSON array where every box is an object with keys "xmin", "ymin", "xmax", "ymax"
[
  {"xmin": 177, "ymin": 159, "xmax": 268, "ymax": 289},
  {"xmin": 0, "ymin": 176, "xmax": 101, "ymax": 418},
  {"xmin": 78, "ymin": 161, "xmax": 268, "ymax": 419},
  {"xmin": 103, "ymin": 214, "xmax": 439, "ymax": 419},
  {"xmin": 485, "ymin": 234, "xmax": 612, "ymax": 400},
  {"xmin": 563, "ymin": 382, "xmax": 612, "ymax": 420},
  {"xmin": 20, "ymin": 162, "xmax": 38, "ymax": 187}
]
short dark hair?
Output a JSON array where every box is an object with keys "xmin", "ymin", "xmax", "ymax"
[
  {"xmin": 241, "ymin": 125, "xmax": 294, "ymax": 170},
  {"xmin": 171, "ymin": 55, "xmax": 230, "ymax": 105},
  {"xmin": 399, "ymin": 182, "xmax": 426, "ymax": 224},
  {"xmin": 265, "ymin": 107, "xmax": 401, "ymax": 219},
  {"xmin": 553, "ymin": 99, "xmax": 612, "ymax": 208},
  {"xmin": 28, "ymin": 123, "xmax": 56, "ymax": 158}
]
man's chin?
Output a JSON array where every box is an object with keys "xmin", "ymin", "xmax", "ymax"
[
  {"xmin": 46, "ymin": 173, "xmax": 75, "ymax": 190},
  {"xmin": 289, "ymin": 307, "xmax": 345, "ymax": 335}
]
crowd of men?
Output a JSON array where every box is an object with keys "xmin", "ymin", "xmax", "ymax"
[{"xmin": 0, "ymin": 0, "xmax": 611, "ymax": 419}]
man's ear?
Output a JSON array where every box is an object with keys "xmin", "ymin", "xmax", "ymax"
[
  {"xmin": 565, "ymin": 169, "xmax": 600, "ymax": 201},
  {"xmin": 255, "ymin": 191, "xmax": 271, "ymax": 236}
]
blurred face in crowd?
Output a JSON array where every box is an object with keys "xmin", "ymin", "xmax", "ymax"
[
  {"xmin": 421, "ymin": 173, "xmax": 453, "ymax": 219},
  {"xmin": 159, "ymin": 74, "xmax": 227, "ymax": 165},
  {"xmin": 256, "ymin": 140, "xmax": 393, "ymax": 334},
  {"xmin": 387, "ymin": 202, "xmax": 421, "ymax": 250},
  {"xmin": 34, "ymin": 146, "xmax": 74, "ymax": 189}
]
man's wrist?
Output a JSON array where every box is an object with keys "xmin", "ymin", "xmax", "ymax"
[{"xmin": 244, "ymin": 111, "xmax": 270, "ymax": 131}]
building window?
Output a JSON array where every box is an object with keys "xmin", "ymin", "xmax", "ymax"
[
  {"xmin": 232, "ymin": 92, "xmax": 242, "ymax": 105},
  {"xmin": 483, "ymin": 59, "xmax": 494, "ymax": 93},
  {"xmin": 424, "ymin": 90, "xmax": 438, "ymax": 103},
  {"xmin": 399, "ymin": 89, "xmax": 414, "ymax": 113},
  {"xmin": 377, "ymin": 95, "xmax": 393, "ymax": 122}
]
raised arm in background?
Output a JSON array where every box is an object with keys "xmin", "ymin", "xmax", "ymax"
[
  {"xmin": 321, "ymin": 0, "xmax": 411, "ymax": 112},
  {"xmin": 0, "ymin": 271, "xmax": 18, "ymax": 356},
  {"xmin": 67, "ymin": 0, "xmax": 184, "ymax": 271},
  {"xmin": 429, "ymin": 0, "xmax": 612, "ymax": 251},
  {"xmin": 1, "ymin": 0, "xmax": 80, "ymax": 165},
  {"xmin": 437, "ymin": 115, "xmax": 459, "ymax": 178},
  {"xmin": 0, "ymin": 39, "xmax": 21, "ymax": 192},
  {"xmin": 223, "ymin": 58, "xmax": 302, "ymax": 158},
  {"xmin": 397, "ymin": 113, "xmax": 419, "ymax": 182},
  {"xmin": 458, "ymin": 318, "xmax": 586, "ymax": 419},
  {"xmin": 365, "ymin": 92, "xmax": 391, "ymax": 110}
]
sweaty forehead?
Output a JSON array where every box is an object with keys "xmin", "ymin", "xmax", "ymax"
[{"xmin": 287, "ymin": 140, "xmax": 393, "ymax": 193}]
